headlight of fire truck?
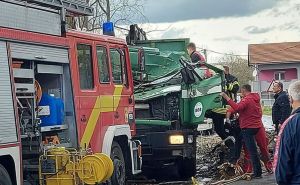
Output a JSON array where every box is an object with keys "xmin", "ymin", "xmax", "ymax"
[{"xmin": 169, "ymin": 135, "xmax": 184, "ymax": 145}]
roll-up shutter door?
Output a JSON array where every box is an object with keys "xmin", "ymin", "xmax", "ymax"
[
  {"xmin": 10, "ymin": 43, "xmax": 69, "ymax": 63},
  {"xmin": 0, "ymin": 41, "xmax": 18, "ymax": 144}
]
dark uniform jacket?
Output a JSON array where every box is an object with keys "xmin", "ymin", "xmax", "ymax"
[
  {"xmin": 274, "ymin": 107, "xmax": 300, "ymax": 185},
  {"xmin": 225, "ymin": 74, "xmax": 239, "ymax": 102},
  {"xmin": 272, "ymin": 91, "xmax": 291, "ymax": 126}
]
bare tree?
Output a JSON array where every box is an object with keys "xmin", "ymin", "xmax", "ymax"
[
  {"xmin": 219, "ymin": 54, "xmax": 254, "ymax": 86},
  {"xmin": 69, "ymin": 0, "xmax": 147, "ymax": 31}
]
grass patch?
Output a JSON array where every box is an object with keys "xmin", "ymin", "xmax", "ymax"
[{"xmin": 263, "ymin": 106, "xmax": 272, "ymax": 116}]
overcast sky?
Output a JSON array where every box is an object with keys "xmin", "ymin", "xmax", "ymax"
[
  {"xmin": 138, "ymin": 0, "xmax": 300, "ymax": 62},
  {"xmin": 143, "ymin": 0, "xmax": 278, "ymax": 23}
]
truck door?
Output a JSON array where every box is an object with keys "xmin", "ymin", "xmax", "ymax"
[
  {"xmin": 74, "ymin": 41, "xmax": 102, "ymax": 150},
  {"xmin": 109, "ymin": 45, "xmax": 134, "ymax": 126},
  {"xmin": 181, "ymin": 72, "xmax": 223, "ymax": 125},
  {"xmin": 95, "ymin": 44, "xmax": 114, "ymax": 141}
]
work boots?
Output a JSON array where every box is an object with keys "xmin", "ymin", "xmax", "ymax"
[{"xmin": 264, "ymin": 161, "xmax": 273, "ymax": 173}]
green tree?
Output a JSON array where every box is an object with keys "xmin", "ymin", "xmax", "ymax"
[{"xmin": 219, "ymin": 54, "xmax": 254, "ymax": 86}]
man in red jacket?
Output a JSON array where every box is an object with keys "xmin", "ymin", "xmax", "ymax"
[
  {"xmin": 221, "ymin": 84, "xmax": 263, "ymax": 178},
  {"xmin": 226, "ymin": 108, "xmax": 272, "ymax": 173}
]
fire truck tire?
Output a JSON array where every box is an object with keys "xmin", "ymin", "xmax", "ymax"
[
  {"xmin": 110, "ymin": 142, "xmax": 126, "ymax": 185},
  {"xmin": 177, "ymin": 158, "xmax": 196, "ymax": 180},
  {"xmin": 0, "ymin": 164, "xmax": 12, "ymax": 185}
]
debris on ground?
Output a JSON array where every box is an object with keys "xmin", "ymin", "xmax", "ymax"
[
  {"xmin": 195, "ymin": 134, "xmax": 225, "ymax": 183},
  {"xmin": 196, "ymin": 131, "xmax": 276, "ymax": 185}
]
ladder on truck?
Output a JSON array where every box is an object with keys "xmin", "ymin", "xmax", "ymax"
[
  {"xmin": 13, "ymin": 61, "xmax": 42, "ymax": 177},
  {"xmin": 3, "ymin": 0, "xmax": 94, "ymax": 16}
]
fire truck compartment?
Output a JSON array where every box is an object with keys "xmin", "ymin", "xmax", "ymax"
[{"xmin": 10, "ymin": 43, "xmax": 77, "ymax": 148}]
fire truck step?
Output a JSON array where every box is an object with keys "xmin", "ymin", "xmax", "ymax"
[{"xmin": 24, "ymin": 164, "xmax": 39, "ymax": 172}]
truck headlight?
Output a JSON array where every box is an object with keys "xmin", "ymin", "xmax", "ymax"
[{"xmin": 169, "ymin": 135, "xmax": 184, "ymax": 145}]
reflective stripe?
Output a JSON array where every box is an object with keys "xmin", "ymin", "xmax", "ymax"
[
  {"xmin": 228, "ymin": 83, "xmax": 234, "ymax": 91},
  {"xmin": 212, "ymin": 108, "xmax": 227, "ymax": 114},
  {"xmin": 212, "ymin": 105, "xmax": 231, "ymax": 115},
  {"xmin": 227, "ymin": 81, "xmax": 239, "ymax": 91},
  {"xmin": 232, "ymin": 81, "xmax": 239, "ymax": 85},
  {"xmin": 80, "ymin": 85, "xmax": 123, "ymax": 148}
]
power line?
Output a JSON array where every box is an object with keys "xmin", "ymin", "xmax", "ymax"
[
  {"xmin": 115, "ymin": 25, "xmax": 129, "ymax": 31},
  {"xmin": 209, "ymin": 49, "xmax": 248, "ymax": 57},
  {"xmin": 197, "ymin": 43, "xmax": 300, "ymax": 57},
  {"xmin": 197, "ymin": 47, "xmax": 247, "ymax": 57}
]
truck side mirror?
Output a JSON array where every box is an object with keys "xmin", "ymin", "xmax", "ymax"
[{"xmin": 116, "ymin": 48, "xmax": 124, "ymax": 56}]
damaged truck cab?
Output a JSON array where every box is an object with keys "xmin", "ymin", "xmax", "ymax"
[{"xmin": 128, "ymin": 34, "xmax": 224, "ymax": 178}]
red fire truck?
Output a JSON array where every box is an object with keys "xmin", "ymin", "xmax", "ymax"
[{"xmin": 0, "ymin": 0, "xmax": 141, "ymax": 185}]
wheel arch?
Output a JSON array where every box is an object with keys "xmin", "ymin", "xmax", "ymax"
[
  {"xmin": 0, "ymin": 155, "xmax": 17, "ymax": 185},
  {"xmin": 102, "ymin": 125, "xmax": 132, "ymax": 156},
  {"xmin": 102, "ymin": 125, "xmax": 133, "ymax": 175}
]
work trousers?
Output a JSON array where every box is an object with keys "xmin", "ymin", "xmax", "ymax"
[
  {"xmin": 241, "ymin": 128, "xmax": 262, "ymax": 177},
  {"xmin": 210, "ymin": 112, "xmax": 241, "ymax": 162},
  {"xmin": 244, "ymin": 126, "xmax": 270, "ymax": 162}
]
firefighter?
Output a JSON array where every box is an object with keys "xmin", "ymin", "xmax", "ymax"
[
  {"xmin": 207, "ymin": 66, "xmax": 240, "ymax": 144},
  {"xmin": 225, "ymin": 108, "xmax": 242, "ymax": 163},
  {"xmin": 223, "ymin": 66, "xmax": 239, "ymax": 102},
  {"xmin": 186, "ymin": 42, "xmax": 211, "ymax": 78}
]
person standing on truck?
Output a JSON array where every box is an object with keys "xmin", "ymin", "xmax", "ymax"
[
  {"xmin": 186, "ymin": 42, "xmax": 211, "ymax": 78},
  {"xmin": 223, "ymin": 66, "xmax": 239, "ymax": 102},
  {"xmin": 274, "ymin": 80, "xmax": 300, "ymax": 185},
  {"xmin": 220, "ymin": 84, "xmax": 263, "ymax": 178},
  {"xmin": 272, "ymin": 81, "xmax": 291, "ymax": 134}
]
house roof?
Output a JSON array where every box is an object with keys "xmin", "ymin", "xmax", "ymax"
[{"xmin": 248, "ymin": 42, "xmax": 300, "ymax": 65}]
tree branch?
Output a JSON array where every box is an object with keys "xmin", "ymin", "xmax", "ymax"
[
  {"xmin": 96, "ymin": 0, "xmax": 107, "ymax": 14},
  {"xmin": 106, "ymin": 0, "xmax": 111, "ymax": 21}
]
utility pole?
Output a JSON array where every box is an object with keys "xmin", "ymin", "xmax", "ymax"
[{"xmin": 203, "ymin": 49, "xmax": 207, "ymax": 62}]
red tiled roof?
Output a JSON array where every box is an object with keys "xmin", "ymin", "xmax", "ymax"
[{"xmin": 248, "ymin": 42, "xmax": 300, "ymax": 64}]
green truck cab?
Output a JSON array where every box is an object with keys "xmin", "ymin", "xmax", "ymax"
[{"xmin": 128, "ymin": 34, "xmax": 224, "ymax": 179}]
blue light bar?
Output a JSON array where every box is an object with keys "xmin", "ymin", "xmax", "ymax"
[{"xmin": 103, "ymin": 22, "xmax": 115, "ymax": 36}]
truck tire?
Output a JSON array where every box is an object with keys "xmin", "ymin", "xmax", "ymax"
[
  {"xmin": 177, "ymin": 158, "xmax": 196, "ymax": 180},
  {"xmin": 110, "ymin": 142, "xmax": 126, "ymax": 185},
  {"xmin": 0, "ymin": 164, "xmax": 12, "ymax": 185}
]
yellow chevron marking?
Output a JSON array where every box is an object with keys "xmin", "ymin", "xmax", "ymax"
[{"xmin": 80, "ymin": 85, "xmax": 123, "ymax": 148}]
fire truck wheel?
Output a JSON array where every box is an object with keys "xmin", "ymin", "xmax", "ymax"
[
  {"xmin": 110, "ymin": 142, "xmax": 126, "ymax": 185},
  {"xmin": 0, "ymin": 164, "xmax": 12, "ymax": 185},
  {"xmin": 177, "ymin": 158, "xmax": 196, "ymax": 180}
]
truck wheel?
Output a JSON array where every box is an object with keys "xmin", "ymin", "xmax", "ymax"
[
  {"xmin": 110, "ymin": 142, "xmax": 126, "ymax": 185},
  {"xmin": 177, "ymin": 158, "xmax": 196, "ymax": 180},
  {"xmin": 0, "ymin": 164, "xmax": 12, "ymax": 185}
]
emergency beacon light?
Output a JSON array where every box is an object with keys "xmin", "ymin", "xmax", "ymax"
[{"xmin": 103, "ymin": 22, "xmax": 115, "ymax": 36}]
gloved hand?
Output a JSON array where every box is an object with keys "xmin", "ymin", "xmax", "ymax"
[
  {"xmin": 224, "ymin": 118, "xmax": 231, "ymax": 133},
  {"xmin": 225, "ymin": 118, "xmax": 231, "ymax": 124}
]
